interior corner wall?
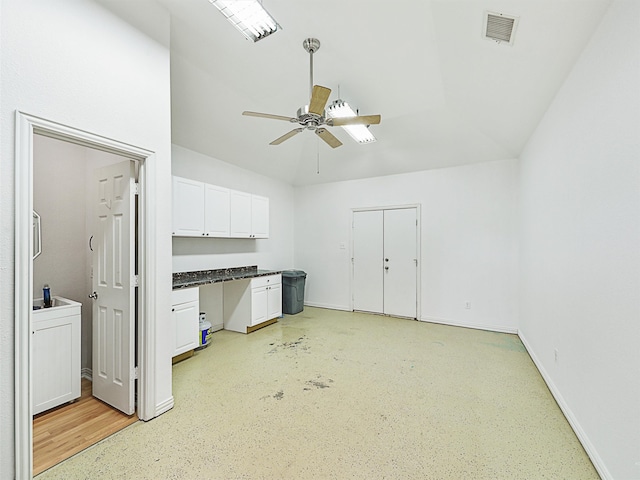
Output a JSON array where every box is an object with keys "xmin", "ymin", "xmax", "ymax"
[
  {"xmin": 294, "ymin": 158, "xmax": 520, "ymax": 332},
  {"xmin": 171, "ymin": 144, "xmax": 296, "ymax": 273},
  {"xmin": 0, "ymin": 1, "xmax": 173, "ymax": 477},
  {"xmin": 518, "ymin": 1, "xmax": 640, "ymax": 478}
]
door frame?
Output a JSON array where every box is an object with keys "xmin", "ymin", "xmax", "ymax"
[
  {"xmin": 350, "ymin": 204, "xmax": 421, "ymax": 319},
  {"xmin": 14, "ymin": 111, "xmax": 159, "ymax": 478}
]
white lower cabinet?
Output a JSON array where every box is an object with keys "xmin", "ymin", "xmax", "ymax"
[
  {"xmin": 171, "ymin": 288, "xmax": 200, "ymax": 357},
  {"xmin": 32, "ymin": 299, "xmax": 81, "ymax": 415},
  {"xmin": 224, "ymin": 274, "xmax": 282, "ymax": 333}
]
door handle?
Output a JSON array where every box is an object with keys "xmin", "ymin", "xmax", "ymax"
[{"xmin": 88, "ymin": 291, "xmax": 98, "ymax": 299}]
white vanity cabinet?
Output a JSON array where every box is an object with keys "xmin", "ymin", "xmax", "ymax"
[
  {"xmin": 250, "ymin": 275, "xmax": 282, "ymax": 326},
  {"xmin": 224, "ymin": 274, "xmax": 281, "ymax": 333},
  {"xmin": 171, "ymin": 288, "xmax": 200, "ymax": 357},
  {"xmin": 32, "ymin": 297, "xmax": 81, "ymax": 415}
]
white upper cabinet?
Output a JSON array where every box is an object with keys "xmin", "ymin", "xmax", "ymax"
[
  {"xmin": 204, "ymin": 184, "xmax": 230, "ymax": 237},
  {"xmin": 229, "ymin": 190, "xmax": 252, "ymax": 238},
  {"xmin": 172, "ymin": 176, "xmax": 269, "ymax": 238},
  {"xmin": 251, "ymin": 194, "xmax": 269, "ymax": 239},
  {"xmin": 172, "ymin": 176, "xmax": 205, "ymax": 237}
]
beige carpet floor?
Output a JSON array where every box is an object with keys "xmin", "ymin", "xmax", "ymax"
[{"xmin": 37, "ymin": 307, "xmax": 598, "ymax": 479}]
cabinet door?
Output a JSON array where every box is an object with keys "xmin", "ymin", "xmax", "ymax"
[
  {"xmin": 33, "ymin": 314, "xmax": 81, "ymax": 414},
  {"xmin": 230, "ymin": 190, "xmax": 252, "ymax": 238},
  {"xmin": 173, "ymin": 300, "xmax": 199, "ymax": 356},
  {"xmin": 172, "ymin": 176, "xmax": 205, "ymax": 237},
  {"xmin": 204, "ymin": 184, "xmax": 230, "ymax": 237},
  {"xmin": 251, "ymin": 195, "xmax": 269, "ymax": 238},
  {"xmin": 267, "ymin": 283, "xmax": 282, "ymax": 319},
  {"xmin": 251, "ymin": 287, "xmax": 268, "ymax": 326}
]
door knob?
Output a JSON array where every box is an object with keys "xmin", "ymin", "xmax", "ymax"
[{"xmin": 88, "ymin": 291, "xmax": 98, "ymax": 299}]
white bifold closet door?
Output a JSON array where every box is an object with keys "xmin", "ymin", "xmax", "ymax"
[{"xmin": 353, "ymin": 208, "xmax": 417, "ymax": 318}]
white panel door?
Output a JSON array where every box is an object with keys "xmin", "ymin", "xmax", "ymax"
[
  {"xmin": 383, "ymin": 208, "xmax": 418, "ymax": 318},
  {"xmin": 204, "ymin": 184, "xmax": 230, "ymax": 237},
  {"xmin": 353, "ymin": 210, "xmax": 384, "ymax": 313},
  {"xmin": 92, "ymin": 160, "xmax": 136, "ymax": 415}
]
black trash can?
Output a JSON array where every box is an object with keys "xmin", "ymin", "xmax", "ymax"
[{"xmin": 282, "ymin": 270, "xmax": 307, "ymax": 315}]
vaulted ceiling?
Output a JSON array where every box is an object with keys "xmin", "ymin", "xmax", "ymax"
[{"xmin": 107, "ymin": 0, "xmax": 612, "ymax": 186}]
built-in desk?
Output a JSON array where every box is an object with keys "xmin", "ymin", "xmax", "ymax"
[{"xmin": 172, "ymin": 266, "xmax": 282, "ymax": 340}]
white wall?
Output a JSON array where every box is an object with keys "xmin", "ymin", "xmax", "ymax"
[
  {"xmin": 0, "ymin": 1, "xmax": 173, "ymax": 477},
  {"xmin": 294, "ymin": 159, "xmax": 520, "ymax": 332},
  {"xmin": 171, "ymin": 144, "xmax": 295, "ymax": 273},
  {"xmin": 518, "ymin": 1, "xmax": 640, "ymax": 478}
]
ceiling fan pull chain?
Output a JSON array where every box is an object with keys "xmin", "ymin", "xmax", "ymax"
[{"xmin": 317, "ymin": 137, "xmax": 320, "ymax": 174}]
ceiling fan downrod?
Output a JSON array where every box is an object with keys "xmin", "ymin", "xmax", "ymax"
[{"xmin": 303, "ymin": 38, "xmax": 321, "ymax": 100}]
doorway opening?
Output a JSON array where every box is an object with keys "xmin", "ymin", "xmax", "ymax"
[
  {"xmin": 15, "ymin": 112, "xmax": 160, "ymax": 479},
  {"xmin": 31, "ymin": 134, "xmax": 140, "ymax": 475},
  {"xmin": 352, "ymin": 205, "xmax": 421, "ymax": 319}
]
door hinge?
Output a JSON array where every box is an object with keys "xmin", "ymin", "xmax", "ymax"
[
  {"xmin": 133, "ymin": 366, "xmax": 139, "ymax": 379},
  {"xmin": 132, "ymin": 274, "xmax": 139, "ymax": 287},
  {"xmin": 132, "ymin": 181, "xmax": 140, "ymax": 195}
]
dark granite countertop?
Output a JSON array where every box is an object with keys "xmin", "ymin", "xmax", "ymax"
[{"xmin": 172, "ymin": 265, "xmax": 282, "ymax": 290}]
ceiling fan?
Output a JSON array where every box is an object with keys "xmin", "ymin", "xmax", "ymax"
[{"xmin": 242, "ymin": 38, "xmax": 381, "ymax": 148}]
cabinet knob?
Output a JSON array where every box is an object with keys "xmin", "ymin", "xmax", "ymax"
[{"xmin": 172, "ymin": 308, "xmax": 175, "ymax": 312}]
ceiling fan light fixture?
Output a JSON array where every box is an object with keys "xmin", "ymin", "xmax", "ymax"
[
  {"xmin": 208, "ymin": 0, "xmax": 280, "ymax": 42},
  {"xmin": 327, "ymin": 100, "xmax": 377, "ymax": 144}
]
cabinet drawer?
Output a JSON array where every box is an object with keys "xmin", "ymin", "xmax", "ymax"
[
  {"xmin": 172, "ymin": 287, "xmax": 199, "ymax": 305},
  {"xmin": 251, "ymin": 274, "xmax": 281, "ymax": 289}
]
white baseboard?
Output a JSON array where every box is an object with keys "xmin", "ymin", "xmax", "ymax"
[
  {"xmin": 420, "ymin": 315, "xmax": 518, "ymax": 334},
  {"xmin": 211, "ymin": 322, "xmax": 224, "ymax": 332},
  {"xmin": 81, "ymin": 368, "xmax": 92, "ymax": 381},
  {"xmin": 518, "ymin": 332, "xmax": 611, "ymax": 480},
  {"xmin": 304, "ymin": 301, "xmax": 351, "ymax": 312},
  {"xmin": 154, "ymin": 396, "xmax": 174, "ymax": 417}
]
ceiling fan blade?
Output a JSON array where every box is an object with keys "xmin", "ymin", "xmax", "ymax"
[
  {"xmin": 329, "ymin": 114, "xmax": 381, "ymax": 127},
  {"xmin": 315, "ymin": 128, "xmax": 343, "ymax": 148},
  {"xmin": 270, "ymin": 128, "xmax": 305, "ymax": 145},
  {"xmin": 243, "ymin": 111, "xmax": 297, "ymax": 122},
  {"xmin": 308, "ymin": 85, "xmax": 331, "ymax": 115}
]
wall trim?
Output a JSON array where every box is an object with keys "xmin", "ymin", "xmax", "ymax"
[
  {"xmin": 518, "ymin": 332, "xmax": 611, "ymax": 480},
  {"xmin": 81, "ymin": 368, "xmax": 93, "ymax": 382},
  {"xmin": 303, "ymin": 301, "xmax": 351, "ymax": 312},
  {"xmin": 14, "ymin": 111, "xmax": 159, "ymax": 478},
  {"xmin": 420, "ymin": 315, "xmax": 518, "ymax": 334},
  {"xmin": 155, "ymin": 396, "xmax": 175, "ymax": 417}
]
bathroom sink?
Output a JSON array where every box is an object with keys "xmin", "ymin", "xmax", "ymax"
[{"xmin": 33, "ymin": 296, "xmax": 82, "ymax": 322}]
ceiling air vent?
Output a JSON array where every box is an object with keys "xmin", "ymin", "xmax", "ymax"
[{"xmin": 483, "ymin": 11, "xmax": 519, "ymax": 46}]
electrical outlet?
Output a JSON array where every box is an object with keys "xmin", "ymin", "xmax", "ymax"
[
  {"xmin": 554, "ymin": 349, "xmax": 559, "ymax": 363},
  {"xmin": 465, "ymin": 302, "xmax": 471, "ymax": 310}
]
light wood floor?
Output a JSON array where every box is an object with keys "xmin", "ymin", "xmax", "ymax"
[{"xmin": 33, "ymin": 378, "xmax": 138, "ymax": 476}]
